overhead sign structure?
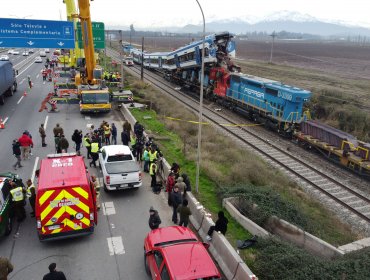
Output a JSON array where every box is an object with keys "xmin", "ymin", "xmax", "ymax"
[
  {"xmin": 0, "ymin": 18, "xmax": 75, "ymax": 49},
  {"xmin": 77, "ymin": 22, "xmax": 105, "ymax": 49}
]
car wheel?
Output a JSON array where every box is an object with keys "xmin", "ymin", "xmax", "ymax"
[
  {"xmin": 144, "ymin": 251, "xmax": 150, "ymax": 276},
  {"xmin": 13, "ymin": 83, "xmax": 17, "ymax": 92},
  {"xmin": 0, "ymin": 95, "xmax": 5, "ymax": 105},
  {"xmin": 103, "ymin": 183, "xmax": 110, "ymax": 192},
  {"xmin": 5, "ymin": 216, "xmax": 13, "ymax": 236},
  {"xmin": 6, "ymin": 88, "xmax": 14, "ymax": 97}
]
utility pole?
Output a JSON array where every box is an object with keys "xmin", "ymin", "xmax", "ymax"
[
  {"xmin": 269, "ymin": 31, "xmax": 277, "ymax": 63},
  {"xmin": 141, "ymin": 37, "xmax": 144, "ymax": 80},
  {"xmin": 119, "ymin": 30, "xmax": 124, "ymax": 89}
]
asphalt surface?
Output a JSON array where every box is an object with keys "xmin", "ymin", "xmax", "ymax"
[{"xmin": 0, "ymin": 51, "xmax": 174, "ymax": 280}]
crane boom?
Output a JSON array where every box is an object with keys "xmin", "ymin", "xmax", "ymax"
[{"xmin": 77, "ymin": 0, "xmax": 97, "ymax": 84}]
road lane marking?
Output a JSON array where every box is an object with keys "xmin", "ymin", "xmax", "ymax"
[
  {"xmin": 36, "ymin": 74, "xmax": 39, "ymax": 79},
  {"xmin": 107, "ymin": 236, "xmax": 125, "ymax": 255},
  {"xmin": 102, "ymin": 202, "xmax": 116, "ymax": 216},
  {"xmin": 16, "ymin": 61, "xmax": 36, "ymax": 77},
  {"xmin": 31, "ymin": 157, "xmax": 39, "ymax": 183},
  {"xmin": 3, "ymin": 117, "xmax": 9, "ymax": 124},
  {"xmin": 17, "ymin": 96, "xmax": 24, "ymax": 104},
  {"xmin": 44, "ymin": 115, "xmax": 49, "ymax": 129},
  {"xmin": 19, "ymin": 78, "xmax": 25, "ymax": 85}
]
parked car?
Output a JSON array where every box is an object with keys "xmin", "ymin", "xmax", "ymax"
[
  {"xmin": 28, "ymin": 49, "xmax": 34, "ymax": 53},
  {"xmin": 34, "ymin": 56, "xmax": 43, "ymax": 63},
  {"xmin": 7, "ymin": 49, "xmax": 14, "ymax": 54},
  {"xmin": 144, "ymin": 226, "xmax": 222, "ymax": 280},
  {"xmin": 39, "ymin": 51, "xmax": 46, "ymax": 57},
  {"xmin": 99, "ymin": 145, "xmax": 142, "ymax": 191},
  {"xmin": 45, "ymin": 48, "xmax": 50, "ymax": 53},
  {"xmin": 0, "ymin": 55, "xmax": 9, "ymax": 61},
  {"xmin": 12, "ymin": 51, "xmax": 19, "ymax": 55},
  {"xmin": 22, "ymin": 51, "xmax": 29, "ymax": 56}
]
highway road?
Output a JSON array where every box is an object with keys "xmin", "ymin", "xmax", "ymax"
[{"xmin": 0, "ymin": 52, "xmax": 173, "ymax": 280}]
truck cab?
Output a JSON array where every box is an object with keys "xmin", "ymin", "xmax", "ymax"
[{"xmin": 99, "ymin": 145, "xmax": 142, "ymax": 191}]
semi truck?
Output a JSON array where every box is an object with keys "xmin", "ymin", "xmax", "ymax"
[{"xmin": 0, "ymin": 61, "xmax": 17, "ymax": 105}]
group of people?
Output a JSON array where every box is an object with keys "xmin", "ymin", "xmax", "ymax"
[
  {"xmin": 0, "ymin": 259, "xmax": 66, "ymax": 280},
  {"xmin": 103, "ymin": 71, "xmax": 121, "ymax": 82},
  {"xmin": 12, "ymin": 131, "xmax": 34, "ymax": 170}
]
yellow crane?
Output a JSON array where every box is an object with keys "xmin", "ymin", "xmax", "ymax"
[{"xmin": 63, "ymin": 0, "xmax": 84, "ymax": 67}]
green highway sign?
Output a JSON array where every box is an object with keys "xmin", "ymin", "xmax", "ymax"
[{"xmin": 77, "ymin": 22, "xmax": 105, "ymax": 49}]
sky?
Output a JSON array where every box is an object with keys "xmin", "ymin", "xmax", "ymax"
[{"xmin": 1, "ymin": 0, "xmax": 370, "ymax": 29}]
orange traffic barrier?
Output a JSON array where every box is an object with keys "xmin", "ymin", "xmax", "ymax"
[{"xmin": 0, "ymin": 118, "xmax": 4, "ymax": 129}]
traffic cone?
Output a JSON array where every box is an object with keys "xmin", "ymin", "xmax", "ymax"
[
  {"xmin": 0, "ymin": 118, "xmax": 4, "ymax": 129},
  {"xmin": 23, "ymin": 91, "xmax": 27, "ymax": 96}
]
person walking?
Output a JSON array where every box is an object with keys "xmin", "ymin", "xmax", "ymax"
[
  {"xmin": 27, "ymin": 75, "xmax": 32, "ymax": 89},
  {"xmin": 111, "ymin": 123, "xmax": 117, "ymax": 145},
  {"xmin": 91, "ymin": 175, "xmax": 100, "ymax": 210},
  {"xmin": 123, "ymin": 120, "xmax": 132, "ymax": 136},
  {"xmin": 181, "ymin": 173, "xmax": 192, "ymax": 192},
  {"xmin": 149, "ymin": 159, "xmax": 158, "ymax": 192},
  {"xmin": 54, "ymin": 134, "xmax": 61, "ymax": 153},
  {"xmin": 42, "ymin": 263, "xmax": 67, "ymax": 280},
  {"xmin": 148, "ymin": 206, "xmax": 161, "ymax": 230},
  {"xmin": 89, "ymin": 139, "xmax": 100, "ymax": 168},
  {"xmin": 12, "ymin": 140, "xmax": 23, "ymax": 170},
  {"xmin": 177, "ymin": 199, "xmax": 192, "ymax": 227},
  {"xmin": 134, "ymin": 121, "xmax": 144, "ymax": 138},
  {"xmin": 10, "ymin": 182, "xmax": 26, "ymax": 222},
  {"xmin": 71, "ymin": 130, "xmax": 83, "ymax": 154},
  {"xmin": 206, "ymin": 211, "xmax": 229, "ymax": 241},
  {"xmin": 26, "ymin": 179, "xmax": 36, "ymax": 217},
  {"xmin": 142, "ymin": 146, "xmax": 150, "ymax": 173},
  {"xmin": 0, "ymin": 256, "xmax": 13, "ymax": 280},
  {"xmin": 58, "ymin": 135, "xmax": 69, "ymax": 153},
  {"xmin": 53, "ymin": 123, "xmax": 64, "ymax": 137},
  {"xmin": 169, "ymin": 186, "xmax": 182, "ymax": 224},
  {"xmin": 148, "ymin": 146, "xmax": 158, "ymax": 165},
  {"xmin": 39, "ymin": 124, "xmax": 47, "ymax": 147},
  {"xmin": 135, "ymin": 136, "xmax": 145, "ymax": 163},
  {"xmin": 121, "ymin": 130, "xmax": 130, "ymax": 146},
  {"xmin": 83, "ymin": 133, "xmax": 92, "ymax": 159},
  {"xmin": 18, "ymin": 132, "xmax": 33, "ymax": 160}
]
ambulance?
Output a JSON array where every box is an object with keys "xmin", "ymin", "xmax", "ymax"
[{"xmin": 36, "ymin": 153, "xmax": 98, "ymax": 241}]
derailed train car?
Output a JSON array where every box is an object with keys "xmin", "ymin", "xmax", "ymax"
[{"xmin": 127, "ymin": 33, "xmax": 370, "ymax": 179}]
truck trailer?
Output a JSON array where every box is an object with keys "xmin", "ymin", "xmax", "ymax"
[{"xmin": 0, "ymin": 61, "xmax": 17, "ymax": 105}]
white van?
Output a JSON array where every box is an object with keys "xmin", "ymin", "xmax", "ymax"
[
  {"xmin": 99, "ymin": 145, "xmax": 142, "ymax": 191},
  {"xmin": 40, "ymin": 51, "xmax": 46, "ymax": 57}
]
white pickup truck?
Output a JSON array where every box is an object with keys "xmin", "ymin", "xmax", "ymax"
[{"xmin": 99, "ymin": 145, "xmax": 142, "ymax": 191}]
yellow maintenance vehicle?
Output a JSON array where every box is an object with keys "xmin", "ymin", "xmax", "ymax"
[{"xmin": 73, "ymin": 0, "xmax": 111, "ymax": 113}]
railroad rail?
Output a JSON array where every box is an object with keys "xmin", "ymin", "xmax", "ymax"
[{"xmin": 106, "ymin": 48, "xmax": 370, "ymax": 227}]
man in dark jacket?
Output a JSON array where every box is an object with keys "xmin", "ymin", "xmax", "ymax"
[
  {"xmin": 111, "ymin": 123, "xmax": 117, "ymax": 145},
  {"xmin": 170, "ymin": 186, "xmax": 182, "ymax": 224},
  {"xmin": 39, "ymin": 123, "xmax": 47, "ymax": 147},
  {"xmin": 58, "ymin": 135, "xmax": 69, "ymax": 153},
  {"xmin": 206, "ymin": 211, "xmax": 229, "ymax": 241},
  {"xmin": 43, "ymin": 263, "xmax": 66, "ymax": 280},
  {"xmin": 121, "ymin": 130, "xmax": 130, "ymax": 146},
  {"xmin": 53, "ymin": 124, "xmax": 64, "ymax": 137},
  {"xmin": 148, "ymin": 206, "xmax": 161, "ymax": 230},
  {"xmin": 12, "ymin": 140, "xmax": 23, "ymax": 170},
  {"xmin": 71, "ymin": 130, "xmax": 83, "ymax": 153}
]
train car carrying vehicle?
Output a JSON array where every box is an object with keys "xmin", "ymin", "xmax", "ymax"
[{"xmin": 36, "ymin": 153, "xmax": 98, "ymax": 241}]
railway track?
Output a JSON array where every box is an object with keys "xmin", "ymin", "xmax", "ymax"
[{"xmin": 107, "ymin": 48, "xmax": 370, "ymax": 231}]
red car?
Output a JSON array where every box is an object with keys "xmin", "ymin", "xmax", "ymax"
[{"xmin": 144, "ymin": 226, "xmax": 222, "ymax": 280}]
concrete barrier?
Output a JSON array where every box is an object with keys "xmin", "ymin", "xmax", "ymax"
[
  {"xmin": 121, "ymin": 105, "xmax": 257, "ymax": 280},
  {"xmin": 223, "ymin": 198, "xmax": 270, "ymax": 238}
]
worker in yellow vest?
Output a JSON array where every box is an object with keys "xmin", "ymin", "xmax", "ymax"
[
  {"xmin": 91, "ymin": 175, "xmax": 100, "ymax": 210},
  {"xmin": 148, "ymin": 148, "xmax": 158, "ymax": 164},
  {"xmin": 150, "ymin": 159, "xmax": 158, "ymax": 192},
  {"xmin": 10, "ymin": 182, "xmax": 26, "ymax": 222},
  {"xmin": 90, "ymin": 140, "xmax": 100, "ymax": 168},
  {"xmin": 26, "ymin": 179, "xmax": 36, "ymax": 217},
  {"xmin": 83, "ymin": 133, "xmax": 92, "ymax": 159},
  {"xmin": 104, "ymin": 124, "xmax": 111, "ymax": 145}
]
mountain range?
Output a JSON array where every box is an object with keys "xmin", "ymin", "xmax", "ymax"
[{"xmin": 109, "ymin": 11, "xmax": 370, "ymax": 37}]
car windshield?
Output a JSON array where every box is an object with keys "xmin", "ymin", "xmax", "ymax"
[
  {"xmin": 81, "ymin": 93, "xmax": 110, "ymax": 104},
  {"xmin": 107, "ymin": 154, "xmax": 133, "ymax": 162},
  {"xmin": 105, "ymin": 161, "xmax": 139, "ymax": 174},
  {"xmin": 154, "ymin": 238, "xmax": 198, "ymax": 247}
]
